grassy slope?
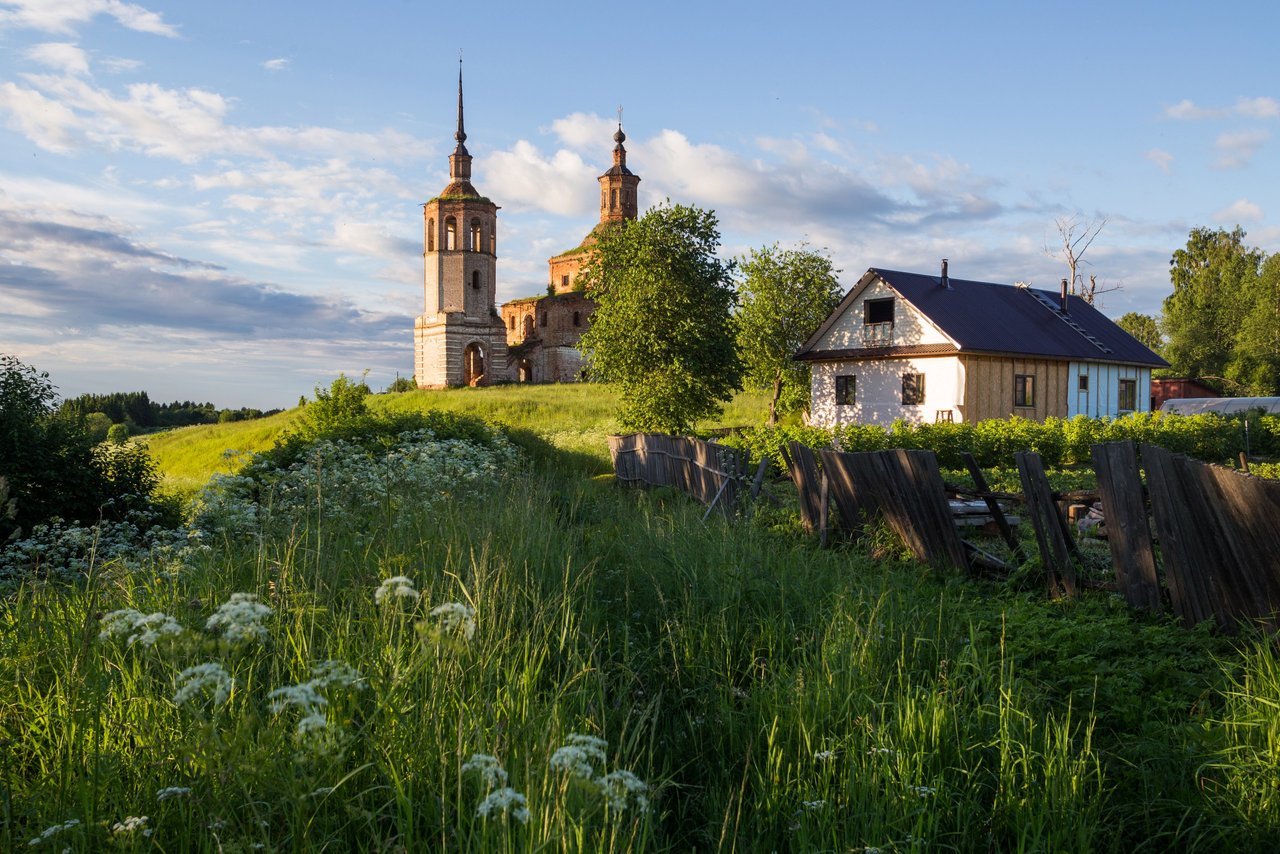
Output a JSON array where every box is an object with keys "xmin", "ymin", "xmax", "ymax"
[{"xmin": 147, "ymin": 385, "xmax": 778, "ymax": 491}]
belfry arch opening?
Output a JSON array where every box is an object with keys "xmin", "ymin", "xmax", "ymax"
[
  {"xmin": 427, "ymin": 218, "xmax": 435, "ymax": 251},
  {"xmin": 470, "ymin": 218, "xmax": 481, "ymax": 251},
  {"xmin": 445, "ymin": 217, "xmax": 457, "ymax": 250}
]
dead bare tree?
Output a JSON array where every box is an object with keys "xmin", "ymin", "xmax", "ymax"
[{"xmin": 1047, "ymin": 215, "xmax": 1117, "ymax": 304}]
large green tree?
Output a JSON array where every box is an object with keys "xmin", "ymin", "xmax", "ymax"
[
  {"xmin": 1232, "ymin": 253, "xmax": 1280, "ymax": 394},
  {"xmin": 1115, "ymin": 311, "xmax": 1163, "ymax": 354},
  {"xmin": 735, "ymin": 244, "xmax": 842, "ymax": 424},
  {"xmin": 1162, "ymin": 226, "xmax": 1263, "ymax": 389},
  {"xmin": 577, "ymin": 202, "xmax": 741, "ymax": 434}
]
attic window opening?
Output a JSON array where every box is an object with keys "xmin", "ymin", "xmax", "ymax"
[
  {"xmin": 864, "ymin": 298, "xmax": 894, "ymax": 326},
  {"xmin": 1014, "ymin": 374, "xmax": 1035, "ymax": 408}
]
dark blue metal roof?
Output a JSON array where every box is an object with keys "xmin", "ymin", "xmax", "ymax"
[{"xmin": 866, "ymin": 268, "xmax": 1168, "ymax": 367}]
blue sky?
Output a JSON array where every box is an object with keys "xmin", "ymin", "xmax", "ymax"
[{"xmin": 1, "ymin": 0, "xmax": 1277, "ymax": 408}]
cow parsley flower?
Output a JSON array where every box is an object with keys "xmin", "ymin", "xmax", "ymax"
[
  {"xmin": 99, "ymin": 609, "xmax": 184, "ymax": 647},
  {"xmin": 462, "ymin": 753, "xmax": 509, "ymax": 788},
  {"xmin": 174, "ymin": 662, "xmax": 232, "ymax": 707},
  {"xmin": 549, "ymin": 733, "xmax": 609, "ymax": 779},
  {"xmin": 156, "ymin": 786, "xmax": 192, "ymax": 801},
  {"xmin": 268, "ymin": 682, "xmax": 327, "ymax": 715},
  {"xmin": 111, "ymin": 815, "xmax": 150, "ymax": 836},
  {"xmin": 598, "ymin": 769, "xmax": 649, "ymax": 812},
  {"xmin": 801, "ymin": 799, "xmax": 826, "ymax": 811},
  {"xmin": 205, "ymin": 592, "xmax": 272, "ymax": 644},
  {"xmin": 427, "ymin": 602, "xmax": 476, "ymax": 641},
  {"xmin": 27, "ymin": 818, "xmax": 79, "ymax": 846},
  {"xmin": 374, "ymin": 576, "xmax": 419, "ymax": 605},
  {"xmin": 814, "ymin": 750, "xmax": 835, "ymax": 762},
  {"xmin": 910, "ymin": 785, "xmax": 937, "ymax": 797},
  {"xmin": 476, "ymin": 787, "xmax": 530, "ymax": 824},
  {"xmin": 309, "ymin": 660, "xmax": 363, "ymax": 690},
  {"xmin": 295, "ymin": 712, "xmax": 330, "ymax": 739}
]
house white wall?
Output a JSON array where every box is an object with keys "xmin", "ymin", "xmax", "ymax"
[
  {"xmin": 815, "ymin": 278, "xmax": 951, "ymax": 350},
  {"xmin": 1067, "ymin": 362, "xmax": 1153, "ymax": 417},
  {"xmin": 810, "ymin": 357, "xmax": 965, "ymax": 427}
]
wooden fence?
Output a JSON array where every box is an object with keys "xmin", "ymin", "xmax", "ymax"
[
  {"xmin": 608, "ymin": 433, "xmax": 751, "ymax": 516},
  {"xmin": 778, "ymin": 437, "xmax": 1280, "ymax": 631}
]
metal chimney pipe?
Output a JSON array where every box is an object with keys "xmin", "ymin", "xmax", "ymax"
[
  {"xmin": 941, "ymin": 258, "xmax": 949, "ymax": 289},
  {"xmin": 1060, "ymin": 278, "xmax": 1069, "ymax": 313}
]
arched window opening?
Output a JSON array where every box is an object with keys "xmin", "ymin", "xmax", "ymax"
[
  {"xmin": 523, "ymin": 315, "xmax": 534, "ymax": 338},
  {"xmin": 540, "ymin": 312, "xmax": 547, "ymax": 327},
  {"xmin": 572, "ymin": 310, "xmax": 581, "ymax": 327},
  {"xmin": 427, "ymin": 218, "xmax": 435, "ymax": 252},
  {"xmin": 489, "ymin": 222, "xmax": 496, "ymax": 254},
  {"xmin": 445, "ymin": 217, "xmax": 457, "ymax": 251},
  {"xmin": 472, "ymin": 270, "xmax": 481, "ymax": 290},
  {"xmin": 508, "ymin": 316, "xmax": 515, "ymax": 330},
  {"xmin": 610, "ymin": 189, "xmax": 617, "ymax": 209},
  {"xmin": 601, "ymin": 189, "xmax": 607, "ymax": 208},
  {"xmin": 469, "ymin": 219, "xmax": 481, "ymax": 252}
]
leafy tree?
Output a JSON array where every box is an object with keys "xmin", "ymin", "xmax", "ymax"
[
  {"xmin": 107, "ymin": 423, "xmax": 130, "ymax": 444},
  {"xmin": 577, "ymin": 203, "xmax": 741, "ymax": 434},
  {"xmin": 385, "ymin": 375, "xmax": 416, "ymax": 393},
  {"xmin": 1162, "ymin": 226, "xmax": 1264, "ymax": 389},
  {"xmin": 1116, "ymin": 312, "xmax": 1163, "ymax": 354},
  {"xmin": 1231, "ymin": 253, "xmax": 1280, "ymax": 394},
  {"xmin": 736, "ymin": 244, "xmax": 842, "ymax": 424},
  {"xmin": 295, "ymin": 373, "xmax": 374, "ymax": 440}
]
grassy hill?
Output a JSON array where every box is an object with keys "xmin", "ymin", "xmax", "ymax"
[{"xmin": 146, "ymin": 384, "xmax": 778, "ymax": 492}]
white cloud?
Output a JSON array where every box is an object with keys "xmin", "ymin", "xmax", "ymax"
[
  {"xmin": 263, "ymin": 58, "xmax": 289, "ymax": 72},
  {"xmin": 1164, "ymin": 99, "xmax": 1219, "ymax": 120},
  {"xmin": 25, "ymin": 42, "xmax": 89, "ymax": 76},
  {"xmin": 1214, "ymin": 129, "xmax": 1269, "ymax": 169},
  {"xmin": 548, "ymin": 111, "xmax": 618, "ymax": 152},
  {"xmin": 100, "ymin": 56, "xmax": 142, "ymax": 73},
  {"xmin": 0, "ymin": 0, "xmax": 178, "ymax": 37},
  {"xmin": 1164, "ymin": 95, "xmax": 1280, "ymax": 121},
  {"xmin": 1213, "ymin": 198, "xmax": 1263, "ymax": 224},
  {"xmin": 485, "ymin": 140, "xmax": 597, "ymax": 216},
  {"xmin": 1144, "ymin": 148, "xmax": 1174, "ymax": 173},
  {"xmin": 1234, "ymin": 96, "xmax": 1280, "ymax": 118}
]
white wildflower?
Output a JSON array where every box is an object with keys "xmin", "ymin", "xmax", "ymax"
[
  {"xmin": 814, "ymin": 750, "xmax": 835, "ymax": 761},
  {"xmin": 427, "ymin": 602, "xmax": 476, "ymax": 641},
  {"xmin": 462, "ymin": 753, "xmax": 509, "ymax": 788},
  {"xmin": 597, "ymin": 769, "xmax": 649, "ymax": 812},
  {"xmin": 99, "ymin": 609, "xmax": 183, "ymax": 647},
  {"xmin": 476, "ymin": 787, "xmax": 530, "ymax": 824},
  {"xmin": 374, "ymin": 575, "xmax": 418, "ymax": 605},
  {"xmin": 205, "ymin": 592, "xmax": 272, "ymax": 644},
  {"xmin": 295, "ymin": 712, "xmax": 330, "ymax": 739},
  {"xmin": 801, "ymin": 799, "xmax": 826, "ymax": 810},
  {"xmin": 910, "ymin": 785, "xmax": 937, "ymax": 797},
  {"xmin": 549, "ymin": 733, "xmax": 608, "ymax": 780},
  {"xmin": 156, "ymin": 786, "xmax": 192, "ymax": 801},
  {"xmin": 868, "ymin": 747, "xmax": 897, "ymax": 758},
  {"xmin": 27, "ymin": 818, "xmax": 79, "ymax": 846},
  {"xmin": 174, "ymin": 662, "xmax": 232, "ymax": 707},
  {"xmin": 111, "ymin": 815, "xmax": 150, "ymax": 836},
  {"xmin": 304, "ymin": 786, "xmax": 334, "ymax": 799},
  {"xmin": 268, "ymin": 682, "xmax": 327, "ymax": 715},
  {"xmin": 309, "ymin": 660, "xmax": 363, "ymax": 690}
]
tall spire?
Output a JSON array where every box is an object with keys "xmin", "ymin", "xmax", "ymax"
[{"xmin": 454, "ymin": 56, "xmax": 468, "ymax": 154}]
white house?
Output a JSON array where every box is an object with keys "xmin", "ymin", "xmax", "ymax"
[{"xmin": 796, "ymin": 265, "xmax": 1169, "ymax": 426}]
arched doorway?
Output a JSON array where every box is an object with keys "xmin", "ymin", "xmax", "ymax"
[
  {"xmin": 463, "ymin": 342, "xmax": 485, "ymax": 386},
  {"xmin": 517, "ymin": 359, "xmax": 534, "ymax": 383}
]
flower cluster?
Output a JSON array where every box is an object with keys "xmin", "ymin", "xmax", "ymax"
[
  {"xmin": 425, "ymin": 602, "xmax": 477, "ymax": 642},
  {"xmin": 374, "ymin": 576, "xmax": 418, "ymax": 606},
  {"xmin": 462, "ymin": 753, "xmax": 529, "ymax": 825},
  {"xmin": 111, "ymin": 815, "xmax": 150, "ymax": 837},
  {"xmin": 156, "ymin": 786, "xmax": 192, "ymax": 801},
  {"xmin": 548, "ymin": 734, "xmax": 649, "ymax": 813},
  {"xmin": 99, "ymin": 608, "xmax": 184, "ymax": 647},
  {"xmin": 461, "ymin": 753, "xmax": 509, "ymax": 788},
  {"xmin": 205, "ymin": 592, "xmax": 272, "ymax": 644},
  {"xmin": 174, "ymin": 662, "xmax": 233, "ymax": 708},
  {"xmin": 268, "ymin": 659, "xmax": 363, "ymax": 746},
  {"xmin": 27, "ymin": 818, "xmax": 79, "ymax": 847}
]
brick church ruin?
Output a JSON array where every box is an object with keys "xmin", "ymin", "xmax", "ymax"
[{"xmin": 414, "ymin": 68, "xmax": 641, "ymax": 388}]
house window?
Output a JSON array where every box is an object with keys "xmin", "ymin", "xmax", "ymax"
[
  {"xmin": 1078, "ymin": 374, "xmax": 1089, "ymax": 391},
  {"xmin": 1014, "ymin": 374, "xmax": 1035, "ymax": 407},
  {"xmin": 1118, "ymin": 378, "xmax": 1137, "ymax": 412},
  {"xmin": 902, "ymin": 373, "xmax": 925, "ymax": 405},
  {"xmin": 835, "ymin": 375, "xmax": 856, "ymax": 405},
  {"xmin": 864, "ymin": 298, "xmax": 894, "ymax": 326}
]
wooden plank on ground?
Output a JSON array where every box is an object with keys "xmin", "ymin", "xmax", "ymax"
[
  {"xmin": 1090, "ymin": 441, "xmax": 1162, "ymax": 612},
  {"xmin": 1015, "ymin": 451, "xmax": 1077, "ymax": 598}
]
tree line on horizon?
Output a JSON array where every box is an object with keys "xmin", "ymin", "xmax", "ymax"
[{"xmin": 59, "ymin": 390, "xmax": 281, "ymax": 440}]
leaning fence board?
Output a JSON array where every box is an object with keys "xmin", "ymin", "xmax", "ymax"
[
  {"xmin": 1016, "ymin": 451, "xmax": 1077, "ymax": 598},
  {"xmin": 1090, "ymin": 442, "xmax": 1162, "ymax": 612},
  {"xmin": 820, "ymin": 449, "xmax": 875, "ymax": 537},
  {"xmin": 784, "ymin": 442, "xmax": 825, "ymax": 534},
  {"xmin": 1141, "ymin": 445, "xmax": 1230, "ymax": 628}
]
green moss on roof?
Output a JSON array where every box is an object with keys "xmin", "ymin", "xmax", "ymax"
[{"xmin": 426, "ymin": 194, "xmax": 494, "ymax": 204}]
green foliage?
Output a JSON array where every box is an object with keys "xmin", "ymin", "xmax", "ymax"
[
  {"xmin": 82, "ymin": 411, "xmax": 112, "ymax": 443},
  {"xmin": 722, "ymin": 411, "xmax": 1264, "ymax": 470},
  {"xmin": 735, "ymin": 243, "xmax": 842, "ymax": 424},
  {"xmin": 384, "ymin": 375, "xmax": 417, "ymax": 394},
  {"xmin": 577, "ymin": 202, "xmax": 742, "ymax": 434},
  {"xmin": 106, "ymin": 422, "xmax": 130, "ymax": 444},
  {"xmin": 1116, "ymin": 311, "xmax": 1163, "ymax": 353},
  {"xmin": 293, "ymin": 373, "xmax": 374, "ymax": 442}
]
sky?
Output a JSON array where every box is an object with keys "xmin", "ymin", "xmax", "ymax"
[{"xmin": 1, "ymin": 0, "xmax": 1278, "ymax": 409}]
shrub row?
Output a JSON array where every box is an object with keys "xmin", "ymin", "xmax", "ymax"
[{"xmin": 718, "ymin": 412, "xmax": 1279, "ymax": 470}]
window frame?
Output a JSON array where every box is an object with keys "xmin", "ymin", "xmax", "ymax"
[
  {"xmin": 864, "ymin": 297, "xmax": 895, "ymax": 327},
  {"xmin": 1014, "ymin": 373, "xmax": 1036, "ymax": 408},
  {"xmin": 1118, "ymin": 378, "xmax": 1137, "ymax": 412},
  {"xmin": 901, "ymin": 372, "xmax": 925, "ymax": 405},
  {"xmin": 835, "ymin": 374, "xmax": 856, "ymax": 406}
]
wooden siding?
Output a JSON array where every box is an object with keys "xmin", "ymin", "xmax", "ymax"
[{"xmin": 960, "ymin": 355, "xmax": 1070, "ymax": 422}]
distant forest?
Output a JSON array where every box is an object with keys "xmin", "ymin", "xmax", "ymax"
[{"xmin": 60, "ymin": 390, "xmax": 280, "ymax": 434}]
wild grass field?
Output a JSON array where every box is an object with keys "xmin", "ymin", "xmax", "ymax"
[{"xmin": 4, "ymin": 385, "xmax": 1280, "ymax": 852}]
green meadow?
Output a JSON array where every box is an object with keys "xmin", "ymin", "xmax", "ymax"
[{"xmin": 5, "ymin": 385, "xmax": 1280, "ymax": 852}]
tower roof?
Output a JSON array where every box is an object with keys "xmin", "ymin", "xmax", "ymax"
[{"xmin": 442, "ymin": 58, "xmax": 480, "ymax": 198}]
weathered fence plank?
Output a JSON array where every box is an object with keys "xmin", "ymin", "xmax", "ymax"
[
  {"xmin": 1016, "ymin": 451, "xmax": 1077, "ymax": 598},
  {"xmin": 609, "ymin": 433, "xmax": 747, "ymax": 517},
  {"xmin": 784, "ymin": 442, "xmax": 825, "ymax": 534},
  {"xmin": 1090, "ymin": 442, "xmax": 1162, "ymax": 612},
  {"xmin": 961, "ymin": 452, "xmax": 1024, "ymax": 562},
  {"xmin": 820, "ymin": 449, "xmax": 874, "ymax": 537}
]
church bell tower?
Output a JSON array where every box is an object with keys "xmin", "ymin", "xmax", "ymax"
[{"xmin": 414, "ymin": 63, "xmax": 508, "ymax": 387}]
